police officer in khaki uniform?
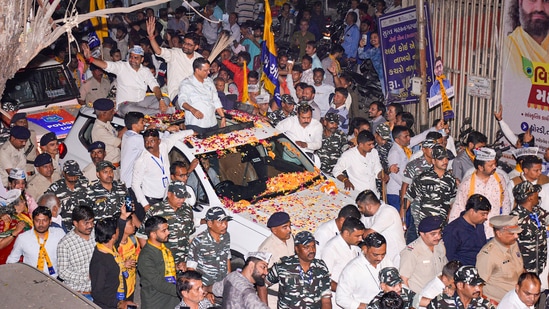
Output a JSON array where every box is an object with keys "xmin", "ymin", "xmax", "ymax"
[
  {"xmin": 476, "ymin": 215, "xmax": 523, "ymax": 304},
  {"xmin": 0, "ymin": 126, "xmax": 30, "ymax": 187}
]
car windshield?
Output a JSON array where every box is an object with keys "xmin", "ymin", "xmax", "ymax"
[{"xmin": 197, "ymin": 134, "xmax": 323, "ymax": 202}]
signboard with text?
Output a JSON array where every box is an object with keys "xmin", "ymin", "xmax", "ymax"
[{"xmin": 378, "ymin": 5, "xmax": 435, "ymax": 104}]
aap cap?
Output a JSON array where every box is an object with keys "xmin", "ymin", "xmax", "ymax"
[
  {"xmin": 431, "ymin": 144, "xmax": 449, "ymax": 160},
  {"xmin": 9, "ymin": 168, "xmax": 26, "ymax": 180},
  {"xmin": 63, "ymin": 160, "xmax": 82, "ymax": 176},
  {"xmin": 96, "ymin": 160, "xmax": 116, "ymax": 172},
  {"xmin": 418, "ymin": 216, "xmax": 443, "ymax": 233},
  {"xmin": 205, "ymin": 206, "xmax": 233, "ymax": 221},
  {"xmin": 294, "ymin": 231, "xmax": 317, "ymax": 246},
  {"xmin": 454, "ymin": 265, "xmax": 485, "ymax": 286},
  {"xmin": 513, "ymin": 181, "xmax": 541, "ymax": 202},
  {"xmin": 168, "ymin": 181, "xmax": 191, "ymax": 199},
  {"xmin": 88, "ymin": 141, "xmax": 106, "ymax": 152},
  {"xmin": 512, "ymin": 147, "xmax": 539, "ymax": 159},
  {"xmin": 10, "ymin": 113, "xmax": 27, "ymax": 125},
  {"xmin": 474, "ymin": 147, "xmax": 496, "ymax": 161},
  {"xmin": 247, "ymin": 251, "xmax": 272, "ymax": 264},
  {"xmin": 324, "ymin": 112, "xmax": 340, "ymax": 124},
  {"xmin": 281, "ymin": 94, "xmax": 296, "ymax": 105},
  {"xmin": 34, "ymin": 153, "xmax": 52, "ymax": 167},
  {"xmin": 40, "ymin": 132, "xmax": 57, "ymax": 146},
  {"xmin": 490, "ymin": 215, "xmax": 523, "ymax": 233},
  {"xmin": 93, "ymin": 98, "xmax": 115, "ymax": 111},
  {"xmin": 421, "ymin": 138, "xmax": 437, "ymax": 149},
  {"xmin": 129, "ymin": 45, "xmax": 145, "ymax": 56},
  {"xmin": 379, "ymin": 267, "xmax": 403, "ymax": 286},
  {"xmin": 375, "ymin": 123, "xmax": 392, "ymax": 141},
  {"xmin": 267, "ymin": 212, "xmax": 290, "ymax": 228},
  {"xmin": 0, "ymin": 189, "xmax": 22, "ymax": 207},
  {"xmin": 10, "ymin": 126, "xmax": 30, "ymax": 140}
]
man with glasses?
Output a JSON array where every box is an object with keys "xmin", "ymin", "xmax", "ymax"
[{"xmin": 146, "ymin": 17, "xmax": 202, "ymax": 103}]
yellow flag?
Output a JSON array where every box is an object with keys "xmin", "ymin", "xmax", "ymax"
[
  {"xmin": 242, "ymin": 61, "xmax": 250, "ymax": 104},
  {"xmin": 90, "ymin": 0, "xmax": 108, "ymax": 41}
]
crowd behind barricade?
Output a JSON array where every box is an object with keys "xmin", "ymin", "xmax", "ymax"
[{"xmin": 1, "ymin": 0, "xmax": 549, "ymax": 308}]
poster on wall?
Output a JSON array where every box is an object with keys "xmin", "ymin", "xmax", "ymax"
[
  {"xmin": 378, "ymin": 4, "xmax": 435, "ymax": 105},
  {"xmin": 501, "ymin": 0, "xmax": 549, "ymax": 151}
]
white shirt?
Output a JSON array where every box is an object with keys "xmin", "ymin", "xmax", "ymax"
[
  {"xmin": 313, "ymin": 83, "xmax": 335, "ymax": 116},
  {"xmin": 497, "ymin": 289, "xmax": 534, "ymax": 309},
  {"xmin": 417, "ymin": 276, "xmax": 445, "ymax": 309},
  {"xmin": 179, "ymin": 75, "xmax": 223, "ymax": 128},
  {"xmin": 388, "ymin": 143, "xmax": 409, "ymax": 195},
  {"xmin": 223, "ymin": 22, "xmax": 241, "ymax": 43},
  {"xmin": 202, "ymin": 18, "xmax": 220, "ymax": 45},
  {"xmin": 315, "ymin": 219, "xmax": 340, "ymax": 257},
  {"xmin": 104, "ymin": 61, "xmax": 159, "ymax": 105},
  {"xmin": 332, "ymin": 147, "xmax": 383, "ymax": 197},
  {"xmin": 321, "ymin": 235, "xmax": 361, "ymax": 283},
  {"xmin": 362, "ymin": 203, "xmax": 406, "ymax": 267},
  {"xmin": 132, "ymin": 130, "xmax": 193, "ymax": 206},
  {"xmin": 157, "ymin": 48, "xmax": 202, "ymax": 100},
  {"xmin": 276, "ymin": 116, "xmax": 323, "ymax": 153},
  {"xmin": 336, "ymin": 254, "xmax": 393, "ymax": 308},
  {"xmin": 7, "ymin": 227, "xmax": 66, "ymax": 277},
  {"xmin": 120, "ymin": 130, "xmax": 145, "ymax": 187}
]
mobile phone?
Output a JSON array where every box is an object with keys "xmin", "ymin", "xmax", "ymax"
[
  {"xmin": 127, "ymin": 305, "xmax": 137, "ymax": 309},
  {"xmin": 124, "ymin": 195, "xmax": 133, "ymax": 213}
]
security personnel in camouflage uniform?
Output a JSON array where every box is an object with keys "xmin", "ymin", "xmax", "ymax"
[
  {"xmin": 85, "ymin": 160, "xmax": 128, "ymax": 221},
  {"xmin": 266, "ymin": 231, "xmax": 332, "ymax": 309},
  {"xmin": 136, "ymin": 181, "xmax": 194, "ymax": 269},
  {"xmin": 368, "ymin": 267, "xmax": 416, "ymax": 309},
  {"xmin": 374, "ymin": 123, "xmax": 393, "ymax": 172},
  {"xmin": 406, "ymin": 145, "xmax": 456, "ymax": 241},
  {"xmin": 315, "ymin": 112, "xmax": 347, "ymax": 174},
  {"xmin": 46, "ymin": 160, "xmax": 89, "ymax": 230},
  {"xmin": 427, "ymin": 265, "xmax": 495, "ymax": 309},
  {"xmin": 268, "ymin": 94, "xmax": 297, "ymax": 126},
  {"xmin": 187, "ymin": 207, "xmax": 232, "ymax": 286},
  {"xmin": 510, "ymin": 181, "xmax": 548, "ymax": 275},
  {"xmin": 476, "ymin": 215, "xmax": 523, "ymax": 303}
]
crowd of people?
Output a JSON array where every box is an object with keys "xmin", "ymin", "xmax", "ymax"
[{"xmin": 1, "ymin": 0, "xmax": 549, "ymax": 308}]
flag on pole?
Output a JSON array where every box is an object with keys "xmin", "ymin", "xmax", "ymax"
[
  {"xmin": 89, "ymin": 0, "xmax": 108, "ymax": 42},
  {"xmin": 241, "ymin": 61, "xmax": 250, "ymax": 105},
  {"xmin": 261, "ymin": 0, "xmax": 281, "ymax": 107}
]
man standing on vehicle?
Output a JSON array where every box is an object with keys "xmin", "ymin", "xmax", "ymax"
[
  {"xmin": 257, "ymin": 212, "xmax": 294, "ymax": 268},
  {"xmin": 91, "ymin": 98, "xmax": 124, "ymax": 179},
  {"xmin": 82, "ymin": 43, "xmax": 170, "ymax": 116},
  {"xmin": 81, "ymin": 141, "xmax": 106, "ymax": 182},
  {"xmin": 276, "ymin": 104, "xmax": 323, "ymax": 159},
  {"xmin": 0, "ymin": 125, "xmax": 31, "ymax": 187},
  {"xmin": 146, "ymin": 17, "xmax": 202, "ymax": 103}
]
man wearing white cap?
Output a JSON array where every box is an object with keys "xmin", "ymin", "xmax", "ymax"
[
  {"xmin": 82, "ymin": 43, "xmax": 170, "ymax": 116},
  {"xmin": 449, "ymin": 147, "xmax": 512, "ymax": 239},
  {"xmin": 476, "ymin": 215, "xmax": 524, "ymax": 304},
  {"xmin": 211, "ymin": 251, "xmax": 271, "ymax": 308}
]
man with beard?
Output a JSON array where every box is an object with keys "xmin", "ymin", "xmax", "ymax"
[
  {"xmin": 82, "ymin": 142, "xmax": 106, "ymax": 182},
  {"xmin": 212, "ymin": 252, "xmax": 271, "ymax": 308},
  {"xmin": 57, "ymin": 206, "xmax": 96, "ymax": 299},
  {"xmin": 300, "ymin": 85, "xmax": 322, "ymax": 121},
  {"xmin": 258, "ymin": 212, "xmax": 294, "ymax": 268},
  {"xmin": 449, "ymin": 148, "xmax": 512, "ymax": 239},
  {"xmin": 427, "ymin": 265, "xmax": 495, "ymax": 309},
  {"xmin": 138, "ymin": 216, "xmax": 180, "ymax": 309},
  {"xmin": 316, "ymin": 112, "xmax": 347, "ymax": 174},
  {"xmin": 147, "ymin": 17, "xmax": 202, "ymax": 103},
  {"xmin": 276, "ymin": 104, "xmax": 323, "ymax": 158},
  {"xmin": 85, "ymin": 161, "xmax": 128, "ymax": 221},
  {"xmin": 268, "ymin": 94, "xmax": 297, "ymax": 126},
  {"xmin": 7, "ymin": 206, "xmax": 66, "ymax": 277},
  {"xmin": 266, "ymin": 231, "xmax": 332, "ymax": 308},
  {"xmin": 82, "ymin": 43, "xmax": 169, "ymax": 116},
  {"xmin": 504, "ymin": 0, "xmax": 549, "ymax": 75},
  {"xmin": 46, "ymin": 160, "xmax": 89, "ymax": 230}
]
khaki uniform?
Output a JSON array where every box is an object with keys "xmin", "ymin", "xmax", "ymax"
[
  {"xmin": 82, "ymin": 163, "xmax": 97, "ymax": 183},
  {"xmin": 79, "ymin": 77, "xmax": 111, "ymax": 107},
  {"xmin": 27, "ymin": 173, "xmax": 60, "ymax": 201},
  {"xmin": 476, "ymin": 238, "xmax": 523, "ymax": 302},
  {"xmin": 24, "ymin": 130, "xmax": 38, "ymax": 177},
  {"xmin": 91, "ymin": 119, "xmax": 121, "ymax": 168},
  {"xmin": 0, "ymin": 140, "xmax": 27, "ymax": 187},
  {"xmin": 258, "ymin": 234, "xmax": 295, "ymax": 268},
  {"xmin": 399, "ymin": 236, "xmax": 448, "ymax": 293}
]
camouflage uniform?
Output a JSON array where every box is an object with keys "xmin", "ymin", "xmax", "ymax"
[
  {"xmin": 266, "ymin": 255, "xmax": 332, "ymax": 309},
  {"xmin": 316, "ymin": 129, "xmax": 347, "ymax": 174},
  {"xmin": 406, "ymin": 167, "xmax": 457, "ymax": 228},
  {"xmin": 187, "ymin": 229, "xmax": 231, "ymax": 286},
  {"xmin": 85, "ymin": 180, "xmax": 128, "ymax": 221},
  {"xmin": 376, "ymin": 142, "xmax": 393, "ymax": 172},
  {"xmin": 510, "ymin": 204, "xmax": 548, "ymax": 274},
  {"xmin": 46, "ymin": 178, "xmax": 89, "ymax": 229},
  {"xmin": 268, "ymin": 110, "xmax": 296, "ymax": 126},
  {"xmin": 426, "ymin": 293, "xmax": 495, "ymax": 309},
  {"xmin": 402, "ymin": 156, "xmax": 432, "ymax": 185},
  {"xmin": 367, "ymin": 287, "xmax": 416, "ymax": 309},
  {"xmin": 136, "ymin": 200, "xmax": 195, "ymax": 264}
]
